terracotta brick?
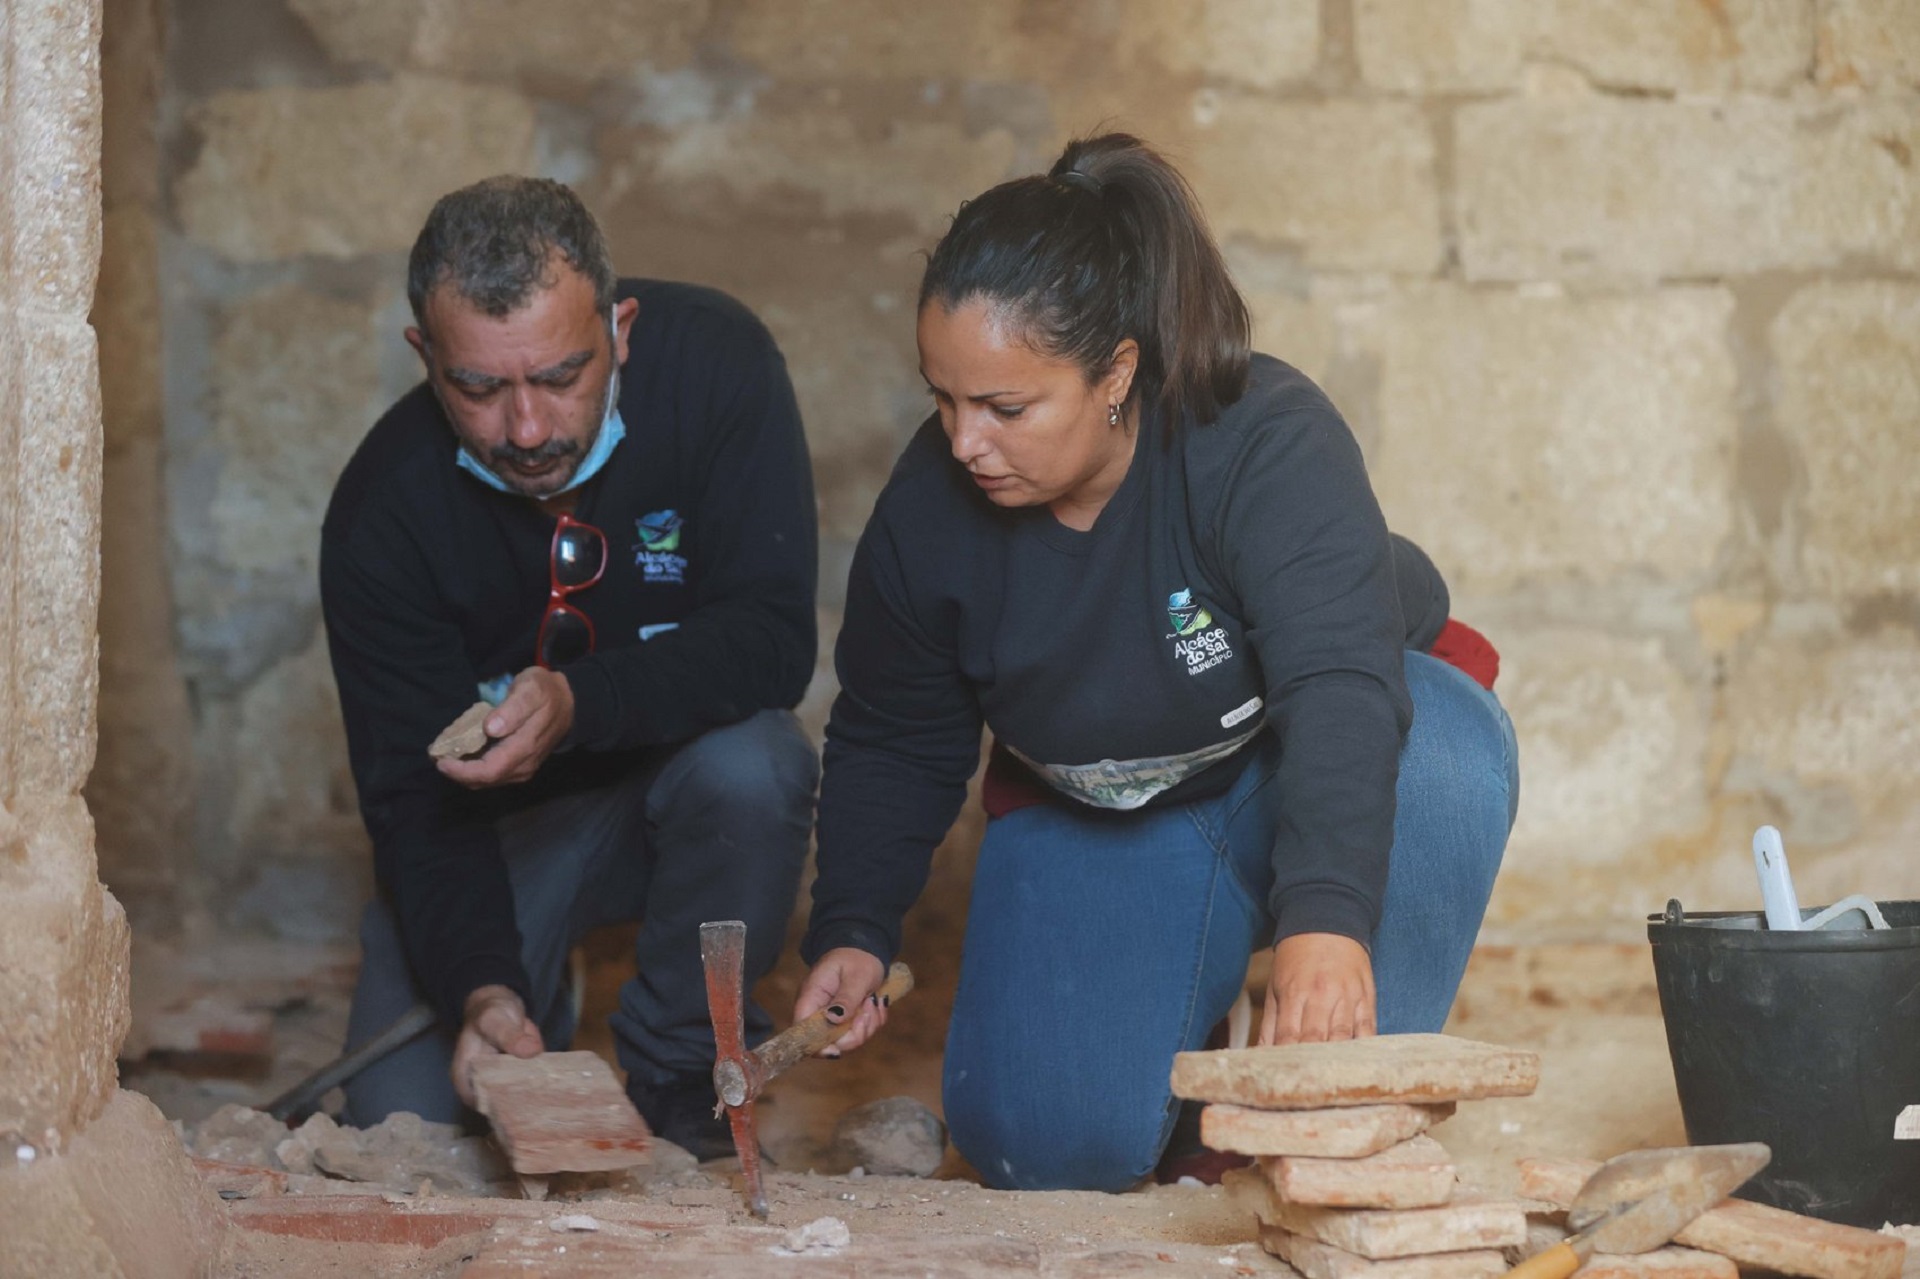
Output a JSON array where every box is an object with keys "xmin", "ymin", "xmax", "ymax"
[
  {"xmin": 1229, "ymin": 1172, "xmax": 1528, "ymax": 1262},
  {"xmin": 1262, "ymin": 1225, "xmax": 1504, "ymax": 1279},
  {"xmin": 1515, "ymin": 1158, "xmax": 1592, "ymax": 1206},
  {"xmin": 130, "ymin": 995, "xmax": 272, "ymax": 1060},
  {"xmin": 191, "ymin": 1157, "xmax": 288, "ymax": 1200},
  {"xmin": 1515, "ymin": 1159, "xmax": 1905, "ymax": 1279},
  {"xmin": 1171, "ymin": 1034, "xmax": 1539, "ymax": 1109},
  {"xmin": 1264, "ymin": 1135, "xmax": 1456, "ymax": 1209},
  {"xmin": 470, "ymin": 1051, "xmax": 652, "ymax": 1176},
  {"xmin": 1581, "ymin": 1248, "xmax": 1739, "ymax": 1279},
  {"xmin": 1203, "ymin": 1102, "xmax": 1455, "ymax": 1158}
]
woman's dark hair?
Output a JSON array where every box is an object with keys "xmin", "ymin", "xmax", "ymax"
[{"xmin": 919, "ymin": 133, "xmax": 1251, "ymax": 429}]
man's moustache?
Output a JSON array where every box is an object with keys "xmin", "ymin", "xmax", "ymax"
[{"xmin": 490, "ymin": 439, "xmax": 581, "ymax": 466}]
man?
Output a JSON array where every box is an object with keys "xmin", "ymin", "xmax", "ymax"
[{"xmin": 320, "ymin": 176, "xmax": 818, "ymax": 1156}]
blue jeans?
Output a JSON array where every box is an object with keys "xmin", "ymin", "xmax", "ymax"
[
  {"xmin": 942, "ymin": 652, "xmax": 1518, "ymax": 1191},
  {"xmin": 341, "ymin": 709, "xmax": 817, "ymax": 1126}
]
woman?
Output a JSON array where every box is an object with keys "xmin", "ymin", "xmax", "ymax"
[{"xmin": 793, "ymin": 134, "xmax": 1518, "ymax": 1192}]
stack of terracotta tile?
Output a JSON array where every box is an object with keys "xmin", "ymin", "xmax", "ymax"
[{"xmin": 1172, "ymin": 1033, "xmax": 1540, "ymax": 1279}]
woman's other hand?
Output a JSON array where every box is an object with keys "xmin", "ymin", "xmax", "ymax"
[
  {"xmin": 793, "ymin": 947, "xmax": 889, "ymax": 1057},
  {"xmin": 1260, "ymin": 933, "xmax": 1376, "ymax": 1046}
]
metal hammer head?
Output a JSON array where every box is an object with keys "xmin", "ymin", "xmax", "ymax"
[{"xmin": 699, "ymin": 919, "xmax": 771, "ymax": 1218}]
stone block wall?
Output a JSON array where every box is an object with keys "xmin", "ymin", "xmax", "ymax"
[{"xmin": 129, "ymin": 0, "xmax": 1920, "ymax": 946}]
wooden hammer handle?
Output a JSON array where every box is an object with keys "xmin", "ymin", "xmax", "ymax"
[{"xmin": 754, "ymin": 962, "xmax": 914, "ymax": 1081}]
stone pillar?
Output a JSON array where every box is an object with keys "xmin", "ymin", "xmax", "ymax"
[
  {"xmin": 88, "ymin": 0, "xmax": 194, "ymax": 928},
  {"xmin": 0, "ymin": 0, "xmax": 125, "ymax": 1156},
  {"xmin": 0, "ymin": 1, "xmax": 221, "ymax": 1272}
]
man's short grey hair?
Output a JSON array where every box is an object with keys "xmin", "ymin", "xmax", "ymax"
[{"xmin": 407, "ymin": 176, "xmax": 616, "ymax": 331}]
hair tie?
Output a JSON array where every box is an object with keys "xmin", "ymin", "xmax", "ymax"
[{"xmin": 1055, "ymin": 169, "xmax": 1104, "ymax": 196}]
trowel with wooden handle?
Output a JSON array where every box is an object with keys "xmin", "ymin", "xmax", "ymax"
[{"xmin": 1504, "ymin": 1142, "xmax": 1771, "ymax": 1279}]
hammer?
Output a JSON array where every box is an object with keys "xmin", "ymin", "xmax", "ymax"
[{"xmin": 699, "ymin": 919, "xmax": 914, "ymax": 1219}]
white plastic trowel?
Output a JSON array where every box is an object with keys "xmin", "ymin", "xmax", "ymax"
[{"xmin": 1751, "ymin": 824, "xmax": 1889, "ymax": 931}]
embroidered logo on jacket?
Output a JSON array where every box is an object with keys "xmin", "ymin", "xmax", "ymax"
[{"xmin": 633, "ymin": 510, "xmax": 688, "ymax": 584}]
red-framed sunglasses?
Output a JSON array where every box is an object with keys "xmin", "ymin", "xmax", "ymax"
[{"xmin": 536, "ymin": 514, "xmax": 607, "ymax": 669}]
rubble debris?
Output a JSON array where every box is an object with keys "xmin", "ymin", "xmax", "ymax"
[
  {"xmin": 312, "ymin": 1111, "xmax": 509, "ymax": 1192},
  {"xmin": 829, "ymin": 1095, "xmax": 947, "ymax": 1178},
  {"xmin": 188, "ymin": 1102, "xmax": 287, "ymax": 1167},
  {"xmin": 775, "ymin": 1215, "xmax": 852, "ymax": 1256},
  {"xmin": 249, "ymin": 1108, "xmax": 509, "ymax": 1192},
  {"xmin": 471, "ymin": 1051, "xmax": 651, "ymax": 1176},
  {"xmin": 274, "ymin": 1111, "xmax": 335, "ymax": 1175},
  {"xmin": 429, "ymin": 701, "xmax": 494, "ymax": 759}
]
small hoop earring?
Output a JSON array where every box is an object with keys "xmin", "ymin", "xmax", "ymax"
[{"xmin": 1107, "ymin": 403, "xmax": 1122, "ymax": 427}]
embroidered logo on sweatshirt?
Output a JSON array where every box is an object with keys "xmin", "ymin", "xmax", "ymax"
[
  {"xmin": 633, "ymin": 510, "xmax": 687, "ymax": 584},
  {"xmin": 1166, "ymin": 588, "xmax": 1213, "ymax": 637},
  {"xmin": 1166, "ymin": 587, "xmax": 1235, "ymax": 675},
  {"xmin": 635, "ymin": 510, "xmax": 683, "ymax": 552}
]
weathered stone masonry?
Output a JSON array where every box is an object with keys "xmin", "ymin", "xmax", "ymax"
[{"xmin": 111, "ymin": 0, "xmax": 1920, "ymax": 955}]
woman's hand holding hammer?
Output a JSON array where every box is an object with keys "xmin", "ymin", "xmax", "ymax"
[{"xmin": 794, "ymin": 947, "xmax": 890, "ymax": 1057}]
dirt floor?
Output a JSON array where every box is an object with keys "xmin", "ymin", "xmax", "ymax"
[{"xmin": 121, "ymin": 922, "xmax": 1697, "ymax": 1276}]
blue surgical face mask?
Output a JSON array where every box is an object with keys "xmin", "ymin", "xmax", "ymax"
[{"xmin": 454, "ymin": 304, "xmax": 626, "ymax": 497}]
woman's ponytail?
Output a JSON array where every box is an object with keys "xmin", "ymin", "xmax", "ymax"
[{"xmin": 921, "ymin": 133, "xmax": 1251, "ymax": 429}]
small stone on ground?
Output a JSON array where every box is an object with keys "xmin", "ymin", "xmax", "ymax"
[{"xmin": 829, "ymin": 1096, "xmax": 947, "ymax": 1177}]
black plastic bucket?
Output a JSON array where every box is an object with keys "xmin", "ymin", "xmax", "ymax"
[{"xmin": 1647, "ymin": 900, "xmax": 1920, "ymax": 1227}]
